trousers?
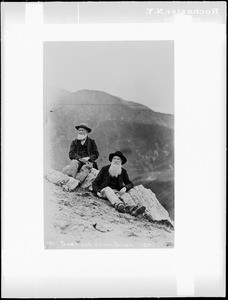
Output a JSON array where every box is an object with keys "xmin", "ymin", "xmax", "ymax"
[
  {"xmin": 100, "ymin": 186, "xmax": 135, "ymax": 207},
  {"xmin": 63, "ymin": 159, "xmax": 93, "ymax": 183}
]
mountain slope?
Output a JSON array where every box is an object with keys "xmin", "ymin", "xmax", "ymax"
[
  {"xmin": 44, "ymin": 88, "xmax": 174, "ymax": 173},
  {"xmin": 44, "ymin": 180, "xmax": 174, "ymax": 249},
  {"xmin": 44, "ymin": 87, "xmax": 174, "ymax": 220}
]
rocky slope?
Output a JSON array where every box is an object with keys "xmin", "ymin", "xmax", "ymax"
[{"xmin": 44, "ymin": 179, "xmax": 174, "ymax": 249}]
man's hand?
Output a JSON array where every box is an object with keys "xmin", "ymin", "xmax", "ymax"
[
  {"xmin": 97, "ymin": 192, "xmax": 102, "ymax": 198},
  {"xmin": 119, "ymin": 187, "xmax": 127, "ymax": 196},
  {"xmin": 79, "ymin": 157, "xmax": 90, "ymax": 163}
]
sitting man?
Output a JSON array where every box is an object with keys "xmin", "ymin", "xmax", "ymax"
[
  {"xmin": 92, "ymin": 151, "xmax": 145, "ymax": 216},
  {"xmin": 62, "ymin": 122, "xmax": 99, "ymax": 189}
]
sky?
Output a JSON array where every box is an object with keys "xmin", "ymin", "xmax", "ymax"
[{"xmin": 44, "ymin": 41, "xmax": 174, "ymax": 114}]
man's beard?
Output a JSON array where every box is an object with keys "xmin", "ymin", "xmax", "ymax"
[
  {"xmin": 108, "ymin": 162, "xmax": 122, "ymax": 177},
  {"xmin": 77, "ymin": 133, "xmax": 87, "ymax": 141}
]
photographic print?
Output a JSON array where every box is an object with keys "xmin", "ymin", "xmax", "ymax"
[
  {"xmin": 43, "ymin": 41, "xmax": 175, "ymax": 249},
  {"xmin": 2, "ymin": 1, "xmax": 225, "ymax": 298}
]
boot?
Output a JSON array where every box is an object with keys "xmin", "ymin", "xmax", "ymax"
[
  {"xmin": 125, "ymin": 205, "xmax": 133, "ymax": 213},
  {"xmin": 131, "ymin": 205, "xmax": 146, "ymax": 216},
  {"xmin": 114, "ymin": 203, "xmax": 125, "ymax": 213},
  {"xmin": 127, "ymin": 205, "xmax": 146, "ymax": 217}
]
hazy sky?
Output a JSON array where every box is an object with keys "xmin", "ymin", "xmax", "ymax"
[{"xmin": 44, "ymin": 41, "xmax": 174, "ymax": 114}]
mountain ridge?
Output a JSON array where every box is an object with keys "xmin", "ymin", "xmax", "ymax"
[{"xmin": 45, "ymin": 87, "xmax": 174, "ymax": 128}]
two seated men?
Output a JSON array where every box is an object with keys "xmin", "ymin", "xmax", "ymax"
[{"xmin": 63, "ymin": 122, "xmax": 145, "ymax": 217}]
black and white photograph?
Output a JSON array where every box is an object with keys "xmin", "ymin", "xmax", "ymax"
[
  {"xmin": 43, "ymin": 41, "xmax": 175, "ymax": 249},
  {"xmin": 2, "ymin": 1, "xmax": 226, "ymax": 298}
]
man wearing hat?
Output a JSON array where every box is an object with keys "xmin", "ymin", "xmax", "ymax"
[
  {"xmin": 63, "ymin": 122, "xmax": 99, "ymax": 189},
  {"xmin": 92, "ymin": 151, "xmax": 146, "ymax": 216}
]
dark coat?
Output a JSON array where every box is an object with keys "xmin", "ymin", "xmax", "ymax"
[
  {"xmin": 69, "ymin": 137, "xmax": 99, "ymax": 169},
  {"xmin": 92, "ymin": 165, "xmax": 134, "ymax": 193}
]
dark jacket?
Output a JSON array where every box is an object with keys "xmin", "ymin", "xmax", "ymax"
[
  {"xmin": 69, "ymin": 137, "xmax": 99, "ymax": 169},
  {"xmin": 92, "ymin": 165, "xmax": 134, "ymax": 193}
]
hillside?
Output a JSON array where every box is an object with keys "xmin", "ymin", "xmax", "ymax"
[
  {"xmin": 44, "ymin": 179, "xmax": 174, "ymax": 249},
  {"xmin": 44, "ymin": 87, "xmax": 174, "ymax": 220}
]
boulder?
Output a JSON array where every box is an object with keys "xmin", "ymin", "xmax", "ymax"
[
  {"xmin": 45, "ymin": 169, "xmax": 79, "ymax": 192},
  {"xmin": 128, "ymin": 185, "xmax": 173, "ymax": 227}
]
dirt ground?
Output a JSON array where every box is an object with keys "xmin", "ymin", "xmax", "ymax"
[{"xmin": 44, "ymin": 180, "xmax": 174, "ymax": 249}]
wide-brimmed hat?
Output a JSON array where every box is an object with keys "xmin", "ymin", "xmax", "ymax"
[
  {"xmin": 109, "ymin": 151, "xmax": 127, "ymax": 165},
  {"xmin": 75, "ymin": 122, "xmax": 91, "ymax": 133}
]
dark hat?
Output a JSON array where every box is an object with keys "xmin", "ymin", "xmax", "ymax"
[
  {"xmin": 109, "ymin": 151, "xmax": 127, "ymax": 165},
  {"xmin": 75, "ymin": 122, "xmax": 91, "ymax": 133}
]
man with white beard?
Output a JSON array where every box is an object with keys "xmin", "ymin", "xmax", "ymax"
[
  {"xmin": 62, "ymin": 122, "xmax": 99, "ymax": 190},
  {"xmin": 92, "ymin": 151, "xmax": 146, "ymax": 216}
]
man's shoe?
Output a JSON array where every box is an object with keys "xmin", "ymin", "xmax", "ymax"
[
  {"xmin": 125, "ymin": 205, "xmax": 132, "ymax": 213},
  {"xmin": 115, "ymin": 203, "xmax": 125, "ymax": 213},
  {"xmin": 131, "ymin": 205, "xmax": 146, "ymax": 217},
  {"xmin": 128, "ymin": 205, "xmax": 138, "ymax": 214}
]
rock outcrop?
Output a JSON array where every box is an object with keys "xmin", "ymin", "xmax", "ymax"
[{"xmin": 45, "ymin": 168, "xmax": 174, "ymax": 229}]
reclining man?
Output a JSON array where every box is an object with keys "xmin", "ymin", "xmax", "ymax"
[
  {"xmin": 62, "ymin": 122, "xmax": 99, "ymax": 190},
  {"xmin": 92, "ymin": 151, "xmax": 145, "ymax": 216}
]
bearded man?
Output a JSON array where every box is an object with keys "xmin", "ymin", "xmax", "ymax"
[
  {"xmin": 92, "ymin": 151, "xmax": 146, "ymax": 216},
  {"xmin": 62, "ymin": 122, "xmax": 99, "ymax": 189}
]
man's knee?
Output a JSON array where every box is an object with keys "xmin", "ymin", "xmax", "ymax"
[
  {"xmin": 62, "ymin": 165, "xmax": 70, "ymax": 175},
  {"xmin": 68, "ymin": 160, "xmax": 80, "ymax": 178},
  {"xmin": 71, "ymin": 159, "xmax": 80, "ymax": 166},
  {"xmin": 101, "ymin": 186, "xmax": 113, "ymax": 195}
]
